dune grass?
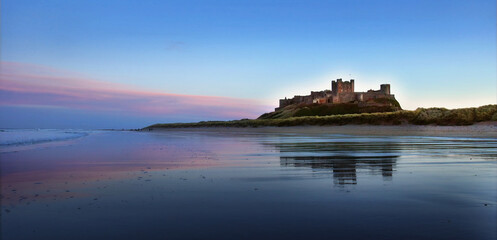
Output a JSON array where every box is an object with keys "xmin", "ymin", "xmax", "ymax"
[{"xmin": 145, "ymin": 105, "xmax": 497, "ymax": 129}]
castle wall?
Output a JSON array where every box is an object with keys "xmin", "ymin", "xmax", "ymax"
[
  {"xmin": 310, "ymin": 91, "xmax": 327, "ymax": 99},
  {"xmin": 313, "ymin": 98, "xmax": 328, "ymax": 104},
  {"xmin": 277, "ymin": 80, "xmax": 395, "ymax": 110},
  {"xmin": 360, "ymin": 91, "xmax": 394, "ymax": 102},
  {"xmin": 337, "ymin": 92, "xmax": 356, "ymax": 103},
  {"xmin": 279, "ymin": 99, "xmax": 292, "ymax": 109}
]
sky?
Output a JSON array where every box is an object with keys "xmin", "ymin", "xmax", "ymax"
[{"xmin": 1, "ymin": 0, "xmax": 496, "ymax": 129}]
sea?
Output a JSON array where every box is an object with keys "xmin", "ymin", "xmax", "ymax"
[{"xmin": 1, "ymin": 128, "xmax": 496, "ymax": 240}]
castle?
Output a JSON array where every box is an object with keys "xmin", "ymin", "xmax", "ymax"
[{"xmin": 277, "ymin": 79, "xmax": 396, "ymax": 110}]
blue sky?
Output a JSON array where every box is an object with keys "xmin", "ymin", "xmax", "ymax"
[{"xmin": 1, "ymin": 0, "xmax": 496, "ymax": 128}]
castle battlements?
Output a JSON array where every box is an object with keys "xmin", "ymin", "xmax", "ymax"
[{"xmin": 277, "ymin": 79, "xmax": 395, "ymax": 110}]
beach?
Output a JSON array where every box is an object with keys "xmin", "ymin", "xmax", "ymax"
[
  {"xmin": 1, "ymin": 126, "xmax": 496, "ymax": 239},
  {"xmin": 148, "ymin": 122, "xmax": 497, "ymax": 138}
]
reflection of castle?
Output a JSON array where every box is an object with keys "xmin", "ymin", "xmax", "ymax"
[
  {"xmin": 280, "ymin": 155, "xmax": 397, "ymax": 185},
  {"xmin": 277, "ymin": 79, "xmax": 396, "ymax": 110}
]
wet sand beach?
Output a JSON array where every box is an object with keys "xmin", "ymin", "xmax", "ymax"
[
  {"xmin": 1, "ymin": 127, "xmax": 496, "ymax": 240},
  {"xmin": 150, "ymin": 122, "xmax": 497, "ymax": 138}
]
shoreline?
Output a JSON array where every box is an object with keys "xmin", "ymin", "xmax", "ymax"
[
  {"xmin": 146, "ymin": 122, "xmax": 497, "ymax": 138},
  {"xmin": 145, "ymin": 105, "xmax": 497, "ymax": 130}
]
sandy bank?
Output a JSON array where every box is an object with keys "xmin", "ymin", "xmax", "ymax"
[{"xmin": 148, "ymin": 122, "xmax": 497, "ymax": 138}]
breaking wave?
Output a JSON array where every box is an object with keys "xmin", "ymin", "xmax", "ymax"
[{"xmin": 0, "ymin": 129, "xmax": 89, "ymax": 148}]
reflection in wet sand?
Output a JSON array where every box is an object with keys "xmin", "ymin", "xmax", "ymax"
[
  {"xmin": 281, "ymin": 155, "xmax": 397, "ymax": 185},
  {"xmin": 269, "ymin": 140, "xmax": 400, "ymax": 185},
  {"xmin": 0, "ymin": 131, "xmax": 269, "ymax": 207}
]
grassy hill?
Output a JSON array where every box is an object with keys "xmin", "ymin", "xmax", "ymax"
[
  {"xmin": 145, "ymin": 105, "xmax": 497, "ymax": 129},
  {"xmin": 258, "ymin": 98, "xmax": 402, "ymax": 120}
]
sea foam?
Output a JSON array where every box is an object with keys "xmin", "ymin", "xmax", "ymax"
[{"xmin": 0, "ymin": 129, "xmax": 89, "ymax": 149}]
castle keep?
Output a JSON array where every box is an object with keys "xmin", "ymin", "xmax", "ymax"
[{"xmin": 277, "ymin": 79, "xmax": 395, "ymax": 110}]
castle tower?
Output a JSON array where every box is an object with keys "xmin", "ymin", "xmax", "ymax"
[
  {"xmin": 380, "ymin": 84, "xmax": 390, "ymax": 95},
  {"xmin": 331, "ymin": 79, "xmax": 338, "ymax": 94},
  {"xmin": 331, "ymin": 78, "xmax": 354, "ymax": 94}
]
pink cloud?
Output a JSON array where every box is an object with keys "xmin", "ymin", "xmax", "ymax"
[{"xmin": 0, "ymin": 61, "xmax": 272, "ymax": 120}]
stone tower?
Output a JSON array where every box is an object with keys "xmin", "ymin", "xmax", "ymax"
[
  {"xmin": 331, "ymin": 78, "xmax": 355, "ymax": 94},
  {"xmin": 380, "ymin": 84, "xmax": 390, "ymax": 94}
]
